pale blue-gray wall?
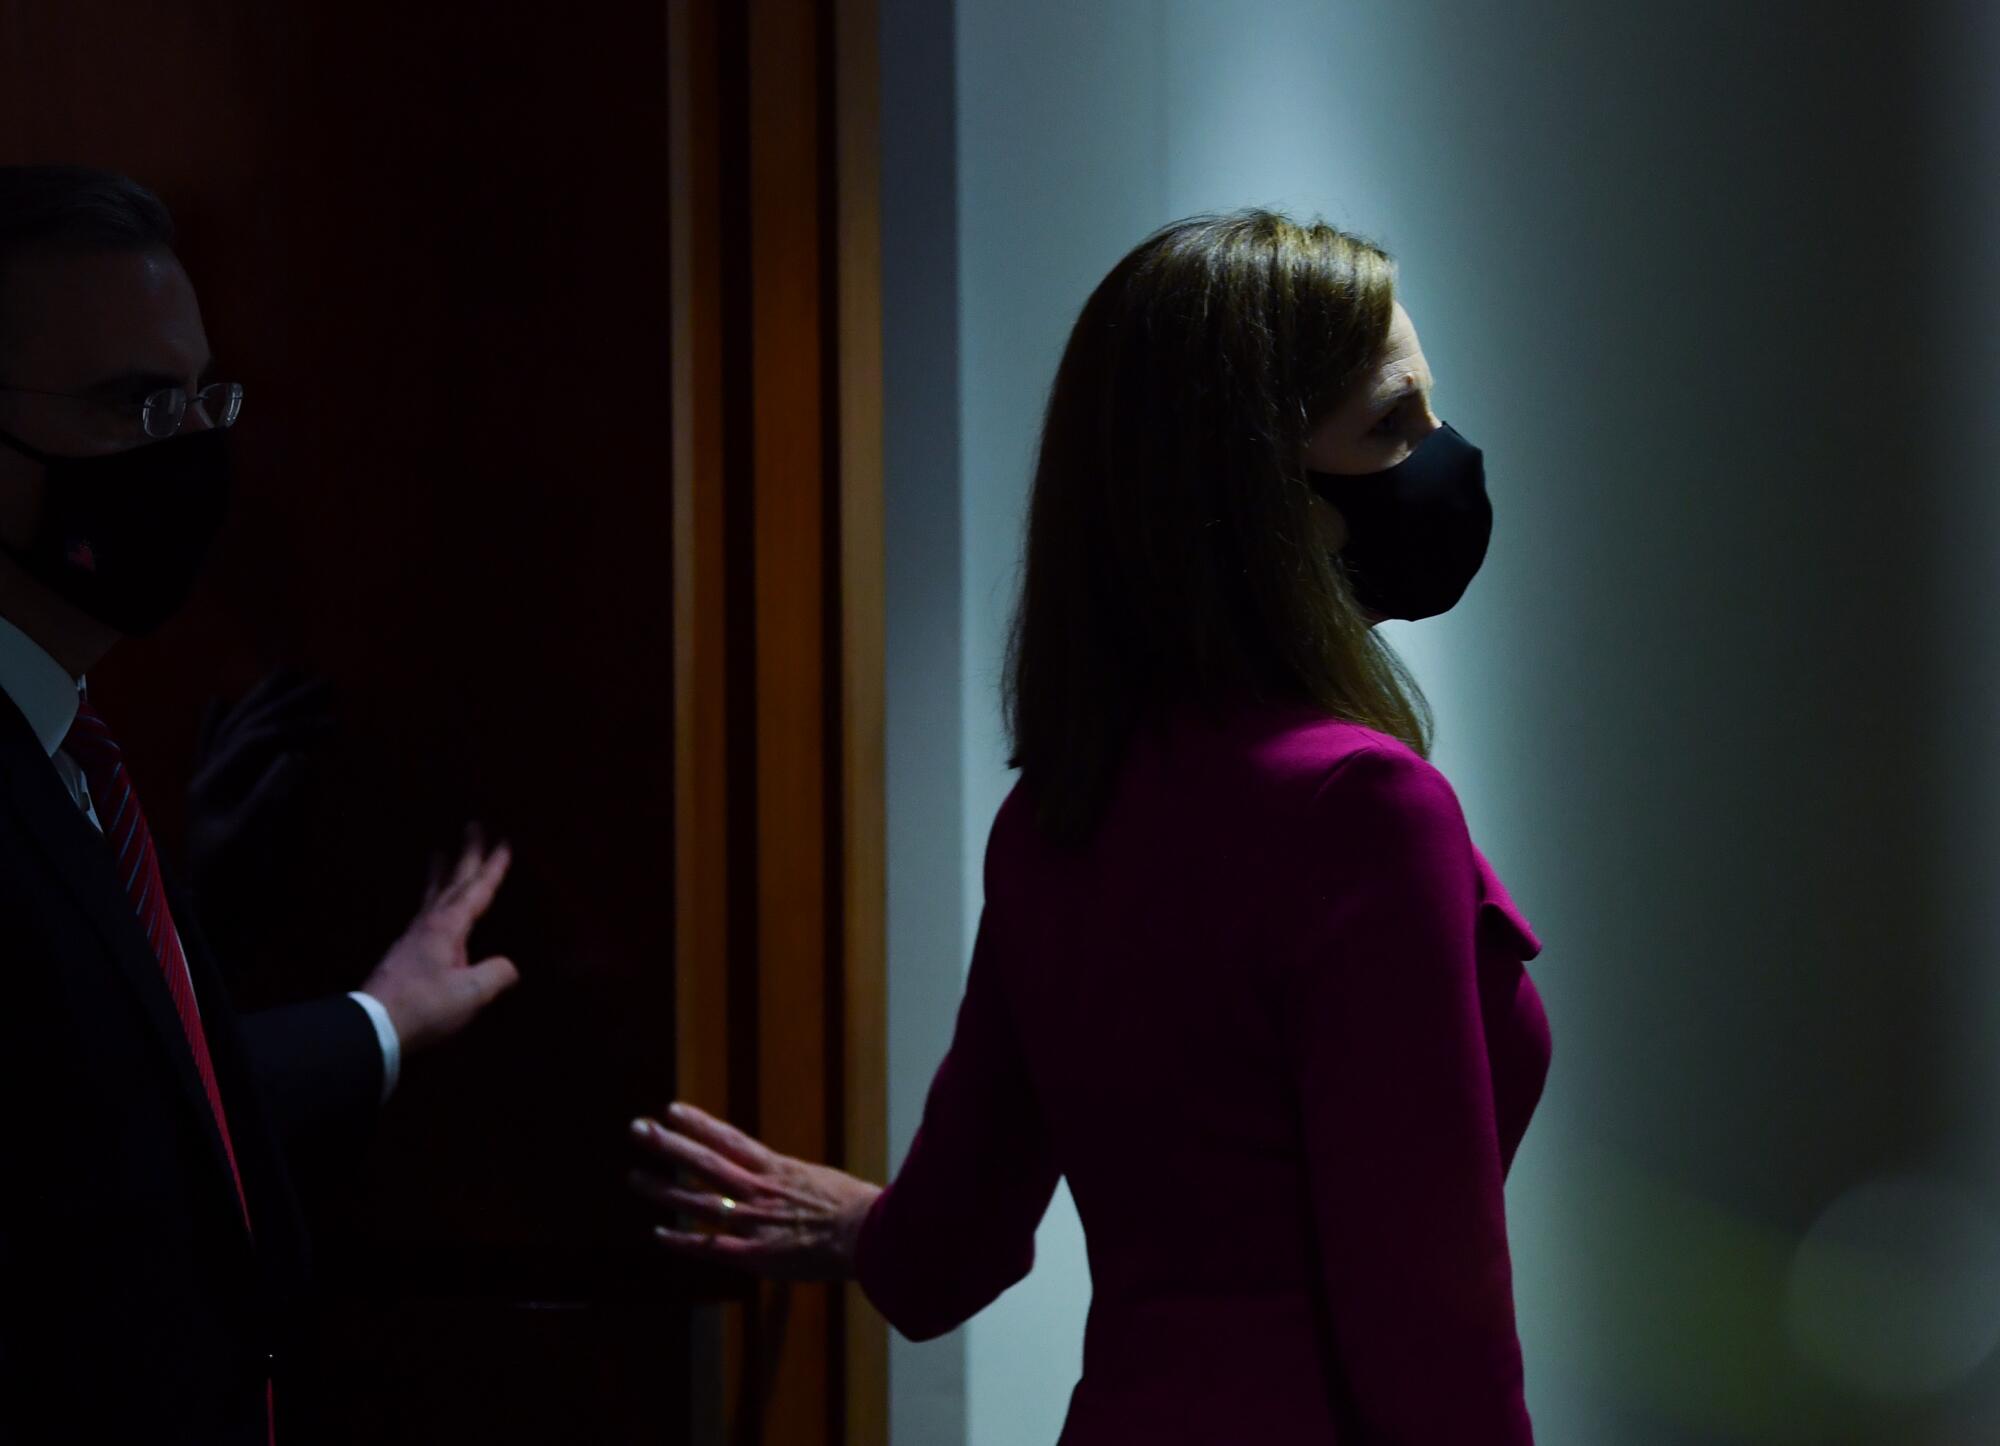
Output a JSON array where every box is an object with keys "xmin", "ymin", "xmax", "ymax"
[
  {"xmin": 881, "ymin": 3, "xmax": 2000, "ymax": 1443},
  {"xmin": 880, "ymin": 0, "xmax": 969, "ymax": 1440}
]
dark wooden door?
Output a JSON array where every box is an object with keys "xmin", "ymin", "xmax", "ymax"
[
  {"xmin": 0, "ymin": 3, "xmax": 708, "ymax": 1440},
  {"xmin": 0, "ymin": 2, "xmax": 885, "ymax": 1440}
]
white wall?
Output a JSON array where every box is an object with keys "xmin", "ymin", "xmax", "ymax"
[{"xmin": 884, "ymin": 2, "xmax": 2000, "ymax": 1443}]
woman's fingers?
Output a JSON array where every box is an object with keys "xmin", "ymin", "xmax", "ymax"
[
  {"xmin": 662, "ymin": 1101, "xmax": 779, "ymax": 1172},
  {"xmin": 650, "ymin": 1226, "xmax": 720, "ymax": 1255},
  {"xmin": 626, "ymin": 1171, "xmax": 798, "ymax": 1227},
  {"xmin": 649, "ymin": 1226, "xmax": 797, "ymax": 1269},
  {"xmin": 629, "ymin": 1119, "xmax": 768, "ymax": 1201}
]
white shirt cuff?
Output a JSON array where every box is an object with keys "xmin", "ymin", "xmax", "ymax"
[{"xmin": 348, "ymin": 991, "xmax": 402, "ymax": 1103}]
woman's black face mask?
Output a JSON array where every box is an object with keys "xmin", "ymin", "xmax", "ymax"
[{"xmin": 1307, "ymin": 420, "xmax": 1492, "ymax": 622}]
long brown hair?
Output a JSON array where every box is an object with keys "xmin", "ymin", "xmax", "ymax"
[{"xmin": 1003, "ymin": 209, "xmax": 1434, "ymax": 846}]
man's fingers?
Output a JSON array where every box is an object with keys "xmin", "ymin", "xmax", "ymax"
[
  {"xmin": 436, "ymin": 829, "xmax": 487, "ymax": 903},
  {"xmin": 629, "ymin": 1120, "xmax": 767, "ymax": 1201},
  {"xmin": 467, "ymin": 842, "xmax": 514, "ymax": 914},
  {"xmin": 421, "ymin": 852, "xmax": 445, "ymax": 907},
  {"xmin": 239, "ymin": 752, "xmax": 307, "ymax": 819},
  {"xmin": 236, "ymin": 676, "xmax": 336, "ymax": 734},
  {"xmin": 197, "ymin": 696, "xmax": 225, "ymax": 758},
  {"xmin": 236, "ymin": 667, "xmax": 311, "ymax": 716},
  {"xmin": 662, "ymin": 1101, "xmax": 779, "ymax": 1173},
  {"xmin": 214, "ymin": 716, "xmax": 339, "ymax": 758},
  {"xmin": 465, "ymin": 956, "xmax": 520, "ymax": 1006},
  {"xmin": 247, "ymin": 670, "xmax": 333, "ymax": 719},
  {"xmin": 438, "ymin": 842, "xmax": 512, "ymax": 928}
]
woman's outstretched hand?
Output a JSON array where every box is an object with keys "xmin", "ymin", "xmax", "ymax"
[{"xmin": 628, "ymin": 1101, "xmax": 882, "ymax": 1281}]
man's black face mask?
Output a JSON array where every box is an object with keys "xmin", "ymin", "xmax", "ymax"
[{"xmin": 0, "ymin": 426, "xmax": 232, "ymax": 637}]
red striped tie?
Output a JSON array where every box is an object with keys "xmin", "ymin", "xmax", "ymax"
[
  {"xmin": 63, "ymin": 700, "xmax": 277, "ymax": 1440},
  {"xmin": 61, "ymin": 700, "xmax": 253, "ymax": 1226}
]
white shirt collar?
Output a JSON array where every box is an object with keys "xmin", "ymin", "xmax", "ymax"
[{"xmin": 0, "ymin": 613, "xmax": 82, "ymax": 758}]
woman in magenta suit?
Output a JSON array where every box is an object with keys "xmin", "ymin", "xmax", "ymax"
[{"xmin": 630, "ymin": 209, "xmax": 1550, "ymax": 1443}]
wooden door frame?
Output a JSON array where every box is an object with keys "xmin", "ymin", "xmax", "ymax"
[{"xmin": 669, "ymin": 0, "xmax": 886, "ymax": 1440}]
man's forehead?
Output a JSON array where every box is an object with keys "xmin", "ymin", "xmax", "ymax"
[{"xmin": 0, "ymin": 246, "xmax": 208, "ymax": 383}]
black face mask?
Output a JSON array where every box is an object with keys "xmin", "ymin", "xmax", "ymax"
[
  {"xmin": 1307, "ymin": 420, "xmax": 1492, "ymax": 622},
  {"xmin": 0, "ymin": 426, "xmax": 232, "ymax": 637}
]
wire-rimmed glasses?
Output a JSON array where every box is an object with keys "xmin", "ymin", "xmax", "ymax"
[{"xmin": 0, "ymin": 379, "xmax": 244, "ymax": 440}]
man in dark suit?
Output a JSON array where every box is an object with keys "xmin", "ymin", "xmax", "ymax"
[{"xmin": 0, "ymin": 166, "xmax": 521, "ymax": 1442}]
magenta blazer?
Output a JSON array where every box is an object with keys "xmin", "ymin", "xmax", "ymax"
[{"xmin": 855, "ymin": 700, "xmax": 1550, "ymax": 1443}]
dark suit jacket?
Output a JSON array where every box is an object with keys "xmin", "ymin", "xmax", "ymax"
[{"xmin": 0, "ymin": 692, "xmax": 382, "ymax": 1444}]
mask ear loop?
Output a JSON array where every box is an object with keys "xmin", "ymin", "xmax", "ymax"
[{"xmin": 0, "ymin": 430, "xmax": 54, "ymax": 575}]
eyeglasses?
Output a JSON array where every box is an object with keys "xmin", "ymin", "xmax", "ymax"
[{"xmin": 0, "ymin": 380, "xmax": 245, "ymax": 440}]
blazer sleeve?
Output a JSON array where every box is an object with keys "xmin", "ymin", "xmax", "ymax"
[
  {"xmin": 238, "ymin": 996, "xmax": 384, "ymax": 1190},
  {"xmin": 853, "ymin": 906, "xmax": 1061, "ymax": 1341},
  {"xmin": 1279, "ymin": 745, "xmax": 1533, "ymax": 1444},
  {"xmin": 169, "ymin": 874, "xmax": 384, "ymax": 1157}
]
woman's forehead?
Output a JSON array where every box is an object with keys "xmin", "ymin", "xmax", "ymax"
[{"xmin": 1365, "ymin": 304, "xmax": 1432, "ymax": 398}]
